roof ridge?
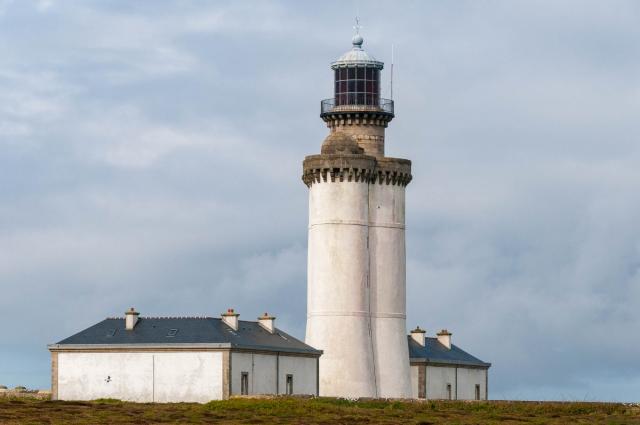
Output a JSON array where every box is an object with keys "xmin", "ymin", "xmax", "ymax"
[
  {"xmin": 106, "ymin": 316, "xmax": 214, "ymax": 320},
  {"xmin": 104, "ymin": 317, "xmax": 279, "ymax": 323}
]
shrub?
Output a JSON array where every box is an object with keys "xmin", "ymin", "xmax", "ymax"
[{"xmin": 93, "ymin": 398, "xmax": 122, "ymax": 404}]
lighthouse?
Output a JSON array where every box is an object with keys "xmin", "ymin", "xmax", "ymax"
[{"xmin": 303, "ymin": 28, "xmax": 412, "ymax": 398}]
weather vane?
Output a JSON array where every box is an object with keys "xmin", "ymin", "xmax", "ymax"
[{"xmin": 354, "ymin": 16, "xmax": 362, "ymax": 35}]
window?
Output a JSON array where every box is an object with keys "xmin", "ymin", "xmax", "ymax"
[
  {"xmin": 241, "ymin": 372, "xmax": 249, "ymax": 395},
  {"xmin": 446, "ymin": 383, "xmax": 452, "ymax": 400},
  {"xmin": 333, "ymin": 65, "xmax": 380, "ymax": 107},
  {"xmin": 286, "ymin": 374, "xmax": 293, "ymax": 395},
  {"xmin": 418, "ymin": 366, "xmax": 426, "ymax": 399},
  {"xmin": 475, "ymin": 384, "xmax": 481, "ymax": 401}
]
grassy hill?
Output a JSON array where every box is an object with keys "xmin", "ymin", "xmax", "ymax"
[{"xmin": 1, "ymin": 396, "xmax": 639, "ymax": 424}]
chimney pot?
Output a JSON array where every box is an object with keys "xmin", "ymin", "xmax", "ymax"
[
  {"xmin": 258, "ymin": 312, "xmax": 276, "ymax": 334},
  {"xmin": 125, "ymin": 307, "xmax": 139, "ymax": 330},
  {"xmin": 221, "ymin": 308, "xmax": 240, "ymax": 331},
  {"xmin": 437, "ymin": 329, "xmax": 452, "ymax": 349},
  {"xmin": 410, "ymin": 326, "xmax": 426, "ymax": 347}
]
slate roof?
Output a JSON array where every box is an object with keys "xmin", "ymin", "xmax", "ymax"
[
  {"xmin": 51, "ymin": 317, "xmax": 321, "ymax": 355},
  {"xmin": 408, "ymin": 337, "xmax": 491, "ymax": 368}
]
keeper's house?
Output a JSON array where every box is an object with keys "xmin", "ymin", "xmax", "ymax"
[
  {"xmin": 48, "ymin": 308, "xmax": 321, "ymax": 403},
  {"xmin": 409, "ymin": 327, "xmax": 491, "ymax": 400}
]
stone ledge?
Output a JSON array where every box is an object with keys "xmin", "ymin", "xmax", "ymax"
[
  {"xmin": 302, "ymin": 154, "xmax": 412, "ymax": 187},
  {"xmin": 322, "ymin": 111, "xmax": 394, "ymax": 128}
]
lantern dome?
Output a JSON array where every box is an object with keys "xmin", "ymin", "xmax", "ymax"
[{"xmin": 331, "ymin": 34, "xmax": 384, "ymax": 70}]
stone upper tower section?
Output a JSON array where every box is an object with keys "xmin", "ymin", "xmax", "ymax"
[
  {"xmin": 303, "ymin": 29, "xmax": 411, "ymax": 188},
  {"xmin": 319, "ymin": 31, "xmax": 394, "ymax": 157}
]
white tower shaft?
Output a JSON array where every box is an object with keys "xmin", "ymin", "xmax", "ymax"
[
  {"xmin": 303, "ymin": 150, "xmax": 412, "ymax": 398},
  {"xmin": 307, "ymin": 177, "xmax": 377, "ymax": 397},
  {"xmin": 368, "ymin": 178, "xmax": 411, "ymax": 397}
]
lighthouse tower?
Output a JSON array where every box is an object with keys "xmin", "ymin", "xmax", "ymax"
[{"xmin": 303, "ymin": 29, "xmax": 412, "ymax": 398}]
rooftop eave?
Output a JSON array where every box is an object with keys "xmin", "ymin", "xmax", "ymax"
[
  {"xmin": 330, "ymin": 59, "xmax": 384, "ymax": 70},
  {"xmin": 231, "ymin": 343, "xmax": 323, "ymax": 356},
  {"xmin": 48, "ymin": 343, "xmax": 233, "ymax": 351},
  {"xmin": 409, "ymin": 357, "xmax": 492, "ymax": 368},
  {"xmin": 48, "ymin": 342, "xmax": 322, "ymax": 356}
]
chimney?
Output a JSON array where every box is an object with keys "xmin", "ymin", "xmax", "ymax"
[
  {"xmin": 410, "ymin": 326, "xmax": 426, "ymax": 347},
  {"xmin": 221, "ymin": 308, "xmax": 239, "ymax": 331},
  {"xmin": 125, "ymin": 307, "xmax": 139, "ymax": 330},
  {"xmin": 257, "ymin": 312, "xmax": 276, "ymax": 334},
  {"xmin": 437, "ymin": 329, "xmax": 452, "ymax": 349}
]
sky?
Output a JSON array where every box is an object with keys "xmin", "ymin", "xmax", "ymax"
[{"xmin": 0, "ymin": 0, "xmax": 639, "ymax": 402}]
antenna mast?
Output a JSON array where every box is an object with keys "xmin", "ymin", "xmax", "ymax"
[{"xmin": 390, "ymin": 44, "xmax": 394, "ymax": 100}]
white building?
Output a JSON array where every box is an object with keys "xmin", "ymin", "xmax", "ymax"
[
  {"xmin": 409, "ymin": 327, "xmax": 490, "ymax": 400},
  {"xmin": 48, "ymin": 309, "xmax": 320, "ymax": 402}
]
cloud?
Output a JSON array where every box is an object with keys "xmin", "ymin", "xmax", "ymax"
[
  {"xmin": 0, "ymin": 70, "xmax": 74, "ymax": 138},
  {"xmin": 35, "ymin": 0, "xmax": 53, "ymax": 12},
  {"xmin": 0, "ymin": 0, "xmax": 13, "ymax": 16}
]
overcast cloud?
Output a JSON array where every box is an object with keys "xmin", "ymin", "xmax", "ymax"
[{"xmin": 1, "ymin": 0, "xmax": 639, "ymax": 401}]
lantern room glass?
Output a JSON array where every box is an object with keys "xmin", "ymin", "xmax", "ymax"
[{"xmin": 334, "ymin": 66, "xmax": 380, "ymax": 107}]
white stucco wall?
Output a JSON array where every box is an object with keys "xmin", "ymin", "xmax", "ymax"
[
  {"xmin": 230, "ymin": 352, "xmax": 277, "ymax": 395},
  {"xmin": 410, "ymin": 364, "xmax": 420, "ymax": 399},
  {"xmin": 57, "ymin": 351, "xmax": 223, "ymax": 402},
  {"xmin": 278, "ymin": 355, "xmax": 318, "ymax": 395},
  {"xmin": 457, "ymin": 368, "xmax": 487, "ymax": 400},
  {"xmin": 411, "ymin": 365, "xmax": 488, "ymax": 400},
  {"xmin": 426, "ymin": 365, "xmax": 457, "ymax": 400},
  {"xmin": 230, "ymin": 352, "xmax": 317, "ymax": 396}
]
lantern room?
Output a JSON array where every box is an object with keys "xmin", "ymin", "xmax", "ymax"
[{"xmin": 321, "ymin": 32, "xmax": 393, "ymax": 117}]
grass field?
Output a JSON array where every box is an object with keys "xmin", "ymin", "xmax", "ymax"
[{"xmin": 1, "ymin": 396, "xmax": 639, "ymax": 424}]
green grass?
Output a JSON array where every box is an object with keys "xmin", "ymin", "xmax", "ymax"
[{"xmin": 0, "ymin": 396, "xmax": 638, "ymax": 424}]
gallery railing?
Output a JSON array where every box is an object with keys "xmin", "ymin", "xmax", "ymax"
[{"xmin": 320, "ymin": 97, "xmax": 394, "ymax": 116}]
